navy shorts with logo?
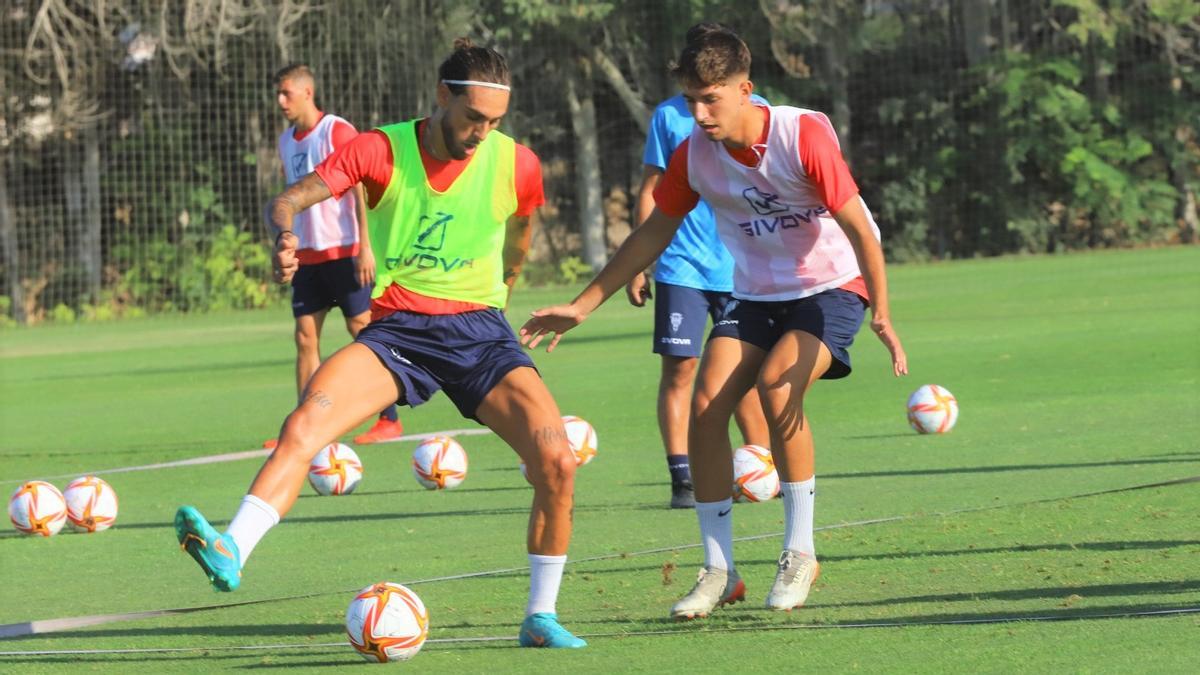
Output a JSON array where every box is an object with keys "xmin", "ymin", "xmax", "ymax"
[
  {"xmin": 291, "ymin": 257, "xmax": 372, "ymax": 319},
  {"xmin": 653, "ymin": 281, "xmax": 736, "ymax": 358},
  {"xmin": 355, "ymin": 308, "xmax": 536, "ymax": 420},
  {"xmin": 709, "ymin": 288, "xmax": 867, "ymax": 379}
]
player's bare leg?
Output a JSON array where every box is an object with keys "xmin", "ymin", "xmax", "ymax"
[
  {"xmin": 294, "ymin": 308, "xmax": 329, "ymax": 401},
  {"xmin": 733, "ymin": 385, "xmax": 770, "ymax": 449},
  {"xmin": 343, "ymin": 309, "xmax": 370, "ymax": 338},
  {"xmin": 659, "ymin": 355, "xmax": 698, "ymax": 507},
  {"xmin": 476, "ymin": 366, "xmax": 586, "ymax": 648},
  {"xmin": 254, "ymin": 343, "xmax": 401, "ymax": 515},
  {"xmin": 671, "ymin": 337, "xmax": 764, "ymax": 619},
  {"xmin": 176, "ymin": 343, "xmax": 400, "ymax": 591},
  {"xmin": 756, "ymin": 330, "xmax": 831, "ymax": 611},
  {"xmin": 263, "ymin": 308, "xmax": 330, "ymax": 449},
  {"xmin": 343, "ymin": 309, "xmax": 404, "ymax": 444},
  {"xmin": 689, "ymin": 337, "xmax": 765, "ymax": 502}
]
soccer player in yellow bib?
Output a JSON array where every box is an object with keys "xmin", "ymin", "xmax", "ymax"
[{"xmin": 174, "ymin": 39, "xmax": 586, "ymax": 649}]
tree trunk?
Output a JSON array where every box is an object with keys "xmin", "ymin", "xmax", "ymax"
[
  {"xmin": 81, "ymin": 130, "xmax": 102, "ymax": 304},
  {"xmin": 0, "ymin": 154, "xmax": 24, "ymax": 324},
  {"xmin": 63, "ymin": 133, "xmax": 103, "ymax": 305},
  {"xmin": 960, "ymin": 0, "xmax": 993, "ymax": 68},
  {"xmin": 564, "ymin": 57, "xmax": 606, "ymax": 270}
]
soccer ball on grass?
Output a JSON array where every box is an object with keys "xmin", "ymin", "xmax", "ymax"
[
  {"xmin": 8, "ymin": 480, "xmax": 68, "ymax": 537},
  {"xmin": 308, "ymin": 443, "xmax": 364, "ymax": 495},
  {"xmin": 346, "ymin": 582, "xmax": 429, "ymax": 662},
  {"xmin": 907, "ymin": 384, "xmax": 959, "ymax": 434},
  {"xmin": 411, "ymin": 436, "xmax": 468, "ymax": 490},
  {"xmin": 64, "ymin": 475, "xmax": 118, "ymax": 533}
]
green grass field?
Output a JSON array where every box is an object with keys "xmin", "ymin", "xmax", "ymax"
[{"xmin": 1, "ymin": 247, "xmax": 1198, "ymax": 672}]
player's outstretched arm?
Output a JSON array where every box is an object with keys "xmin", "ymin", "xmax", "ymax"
[
  {"xmin": 520, "ymin": 207, "xmax": 683, "ymax": 352},
  {"xmin": 625, "ymin": 165, "xmax": 663, "ymax": 307},
  {"xmin": 832, "ymin": 198, "xmax": 909, "ymax": 377},
  {"xmin": 267, "ymin": 173, "xmax": 334, "ymax": 284}
]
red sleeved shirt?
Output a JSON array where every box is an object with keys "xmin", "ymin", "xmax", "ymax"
[
  {"xmin": 315, "ymin": 122, "xmax": 544, "ymax": 213},
  {"xmin": 313, "ymin": 121, "xmax": 545, "ymax": 316},
  {"xmin": 652, "ymin": 106, "xmax": 868, "ymax": 301}
]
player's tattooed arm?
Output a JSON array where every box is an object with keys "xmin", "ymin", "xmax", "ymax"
[
  {"xmin": 268, "ymin": 173, "xmax": 335, "ymax": 284},
  {"xmin": 266, "ymin": 173, "xmax": 334, "ymax": 240}
]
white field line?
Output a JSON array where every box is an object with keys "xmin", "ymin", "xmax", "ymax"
[{"xmin": 1, "ymin": 428, "xmax": 493, "ymax": 485}]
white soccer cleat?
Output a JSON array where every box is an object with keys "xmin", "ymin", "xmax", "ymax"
[
  {"xmin": 765, "ymin": 549, "xmax": 820, "ymax": 611},
  {"xmin": 670, "ymin": 566, "xmax": 745, "ymax": 620}
]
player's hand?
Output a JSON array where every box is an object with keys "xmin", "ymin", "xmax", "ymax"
[
  {"xmin": 871, "ymin": 314, "xmax": 908, "ymax": 377},
  {"xmin": 519, "ymin": 304, "xmax": 588, "ymax": 352},
  {"xmin": 355, "ymin": 248, "xmax": 376, "ymax": 287},
  {"xmin": 273, "ymin": 232, "xmax": 299, "ymax": 284},
  {"xmin": 625, "ymin": 272, "xmax": 652, "ymax": 307}
]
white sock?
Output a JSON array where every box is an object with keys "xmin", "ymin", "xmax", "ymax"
[
  {"xmin": 695, "ymin": 498, "xmax": 735, "ymax": 571},
  {"xmin": 526, "ymin": 554, "xmax": 567, "ymax": 617},
  {"xmin": 225, "ymin": 494, "xmax": 280, "ymax": 566},
  {"xmin": 781, "ymin": 478, "xmax": 816, "ymax": 556}
]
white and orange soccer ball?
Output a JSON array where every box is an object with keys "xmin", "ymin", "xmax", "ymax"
[
  {"xmin": 64, "ymin": 475, "xmax": 118, "ymax": 533},
  {"xmin": 411, "ymin": 436, "xmax": 468, "ymax": 490},
  {"xmin": 346, "ymin": 582, "xmax": 429, "ymax": 663},
  {"xmin": 562, "ymin": 415, "xmax": 597, "ymax": 466},
  {"xmin": 732, "ymin": 444, "xmax": 780, "ymax": 502},
  {"xmin": 308, "ymin": 443, "xmax": 364, "ymax": 495},
  {"xmin": 8, "ymin": 480, "xmax": 68, "ymax": 537},
  {"xmin": 907, "ymin": 384, "xmax": 959, "ymax": 434}
]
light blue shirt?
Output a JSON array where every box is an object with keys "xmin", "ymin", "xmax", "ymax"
[{"xmin": 642, "ymin": 93, "xmax": 768, "ymax": 291}]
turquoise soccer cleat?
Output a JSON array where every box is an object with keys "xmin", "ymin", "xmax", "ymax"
[
  {"xmin": 518, "ymin": 613, "xmax": 587, "ymax": 649},
  {"xmin": 174, "ymin": 505, "xmax": 242, "ymax": 592}
]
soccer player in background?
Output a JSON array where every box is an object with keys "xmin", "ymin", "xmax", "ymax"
[
  {"xmin": 627, "ymin": 23, "xmax": 771, "ymax": 510},
  {"xmin": 521, "ymin": 25, "xmax": 907, "ymax": 619},
  {"xmin": 268, "ymin": 64, "xmax": 403, "ymax": 449},
  {"xmin": 176, "ymin": 40, "xmax": 586, "ymax": 649}
]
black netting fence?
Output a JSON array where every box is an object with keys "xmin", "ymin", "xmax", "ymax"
[{"xmin": 1, "ymin": 0, "xmax": 1195, "ymax": 325}]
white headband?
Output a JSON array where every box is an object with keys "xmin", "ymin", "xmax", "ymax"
[{"xmin": 441, "ymin": 79, "xmax": 511, "ymax": 92}]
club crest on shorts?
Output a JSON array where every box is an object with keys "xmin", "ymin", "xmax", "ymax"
[{"xmin": 669, "ymin": 312, "xmax": 683, "ymax": 333}]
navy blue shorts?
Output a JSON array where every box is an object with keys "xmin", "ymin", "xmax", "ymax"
[
  {"xmin": 291, "ymin": 257, "xmax": 372, "ymax": 319},
  {"xmin": 653, "ymin": 282, "xmax": 735, "ymax": 358},
  {"xmin": 355, "ymin": 308, "xmax": 536, "ymax": 420},
  {"xmin": 709, "ymin": 289, "xmax": 867, "ymax": 379}
]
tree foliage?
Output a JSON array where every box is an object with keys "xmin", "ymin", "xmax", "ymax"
[{"xmin": 0, "ymin": 0, "xmax": 1195, "ymax": 323}]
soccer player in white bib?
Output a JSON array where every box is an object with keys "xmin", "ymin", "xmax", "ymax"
[
  {"xmin": 521, "ymin": 25, "xmax": 908, "ymax": 618},
  {"xmin": 627, "ymin": 23, "xmax": 771, "ymax": 510},
  {"xmin": 269, "ymin": 64, "xmax": 403, "ymax": 448}
]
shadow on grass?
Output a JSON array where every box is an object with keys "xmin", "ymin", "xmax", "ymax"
[
  {"xmin": 25, "ymin": 357, "xmax": 295, "ymax": 383},
  {"xmin": 296, "ymin": 485, "xmax": 529, "ymax": 500},
  {"xmin": 628, "ymin": 456, "xmax": 1200, "ymax": 487},
  {"xmin": 823, "ymin": 579, "xmax": 1200, "ymax": 608},
  {"xmin": 843, "ymin": 433, "xmax": 915, "ymax": 440},
  {"xmin": 821, "ymin": 456, "xmax": 1200, "ymax": 479},
  {"xmin": 559, "ymin": 539, "xmax": 1200, "ymax": 578}
]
